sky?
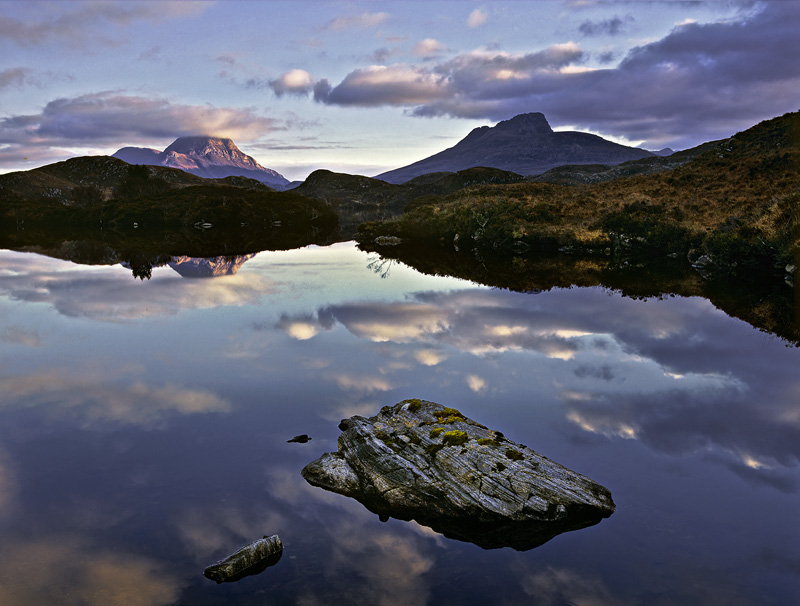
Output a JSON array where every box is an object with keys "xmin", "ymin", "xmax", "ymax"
[{"xmin": 0, "ymin": 0, "xmax": 798, "ymax": 181}]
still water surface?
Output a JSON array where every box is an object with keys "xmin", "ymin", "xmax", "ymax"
[{"xmin": 0, "ymin": 241, "xmax": 798, "ymax": 605}]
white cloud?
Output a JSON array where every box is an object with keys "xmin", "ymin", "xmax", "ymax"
[
  {"xmin": 0, "ymin": 92, "xmax": 282, "ymax": 149},
  {"xmin": 0, "ymin": 252, "xmax": 273, "ymax": 321},
  {"xmin": 467, "ymin": 8, "xmax": 488, "ymax": 29},
  {"xmin": 466, "ymin": 374, "xmax": 487, "ymax": 392},
  {"xmin": 412, "ymin": 38, "xmax": 448, "ymax": 58},
  {"xmin": 311, "ymin": 2, "xmax": 800, "ymax": 150},
  {"xmin": 0, "ymin": 371, "xmax": 232, "ymax": 428},
  {"xmin": 269, "ymin": 69, "xmax": 315, "ymax": 96}
]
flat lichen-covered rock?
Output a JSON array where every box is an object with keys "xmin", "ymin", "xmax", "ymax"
[{"xmin": 302, "ymin": 400, "xmax": 615, "ymax": 550}]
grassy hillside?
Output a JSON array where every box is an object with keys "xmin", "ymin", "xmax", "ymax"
[
  {"xmin": 0, "ymin": 158, "xmax": 337, "ymax": 233},
  {"xmin": 358, "ymin": 111, "xmax": 800, "ymax": 273}
]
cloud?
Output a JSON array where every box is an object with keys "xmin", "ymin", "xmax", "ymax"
[
  {"xmin": 0, "ymin": 371, "xmax": 232, "ymax": 428},
  {"xmin": 0, "ymin": 92, "xmax": 283, "ymax": 149},
  {"xmin": 0, "ymin": 253, "xmax": 273, "ymax": 321},
  {"xmin": 466, "ymin": 374, "xmax": 487, "ymax": 392},
  {"xmin": 579, "ymin": 14, "xmax": 635, "ymax": 37},
  {"xmin": 313, "ymin": 44, "xmax": 583, "ymax": 109},
  {"xmin": 0, "ymin": 326, "xmax": 41, "ymax": 347},
  {"xmin": 269, "ymin": 69, "xmax": 315, "ymax": 96},
  {"xmin": 0, "ymin": 68, "xmax": 32, "ymax": 89},
  {"xmin": 0, "ymin": 536, "xmax": 181, "ymax": 606},
  {"xmin": 515, "ymin": 564, "xmax": 619, "ymax": 605},
  {"xmin": 412, "ymin": 38, "xmax": 448, "ymax": 58},
  {"xmin": 274, "ymin": 281, "xmax": 800, "ymax": 489},
  {"xmin": 174, "ymin": 504, "xmax": 286, "ymax": 563},
  {"xmin": 0, "ymin": 1, "xmax": 207, "ymax": 47},
  {"xmin": 467, "ymin": 8, "xmax": 488, "ymax": 28},
  {"xmin": 0, "ymin": 449, "xmax": 16, "ymax": 520},
  {"xmin": 313, "ymin": 64, "xmax": 450, "ymax": 107},
  {"xmin": 308, "ymin": 2, "xmax": 800, "ymax": 149},
  {"xmin": 320, "ymin": 11, "xmax": 391, "ymax": 32}
]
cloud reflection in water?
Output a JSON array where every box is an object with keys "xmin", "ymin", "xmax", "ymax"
[
  {"xmin": 274, "ymin": 286, "xmax": 800, "ymax": 488},
  {"xmin": 0, "ymin": 252, "xmax": 274, "ymax": 322}
]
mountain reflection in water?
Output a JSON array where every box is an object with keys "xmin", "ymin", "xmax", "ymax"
[
  {"xmin": 0, "ymin": 241, "xmax": 797, "ymax": 605},
  {"xmin": 169, "ymin": 255, "xmax": 257, "ymax": 278}
]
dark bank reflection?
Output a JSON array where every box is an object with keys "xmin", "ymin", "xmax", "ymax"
[{"xmin": 0, "ymin": 242, "xmax": 798, "ymax": 604}]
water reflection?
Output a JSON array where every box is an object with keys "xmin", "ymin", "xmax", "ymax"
[
  {"xmin": 169, "ymin": 255, "xmax": 256, "ymax": 278},
  {"xmin": 0, "ymin": 252, "xmax": 273, "ymax": 321},
  {"xmin": 0, "ymin": 536, "xmax": 181, "ymax": 606},
  {"xmin": 274, "ymin": 287, "xmax": 800, "ymax": 489},
  {"xmin": 0, "ymin": 243, "xmax": 797, "ymax": 604},
  {"xmin": 0, "ymin": 371, "xmax": 232, "ymax": 428}
]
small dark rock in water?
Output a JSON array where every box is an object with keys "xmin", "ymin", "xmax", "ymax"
[
  {"xmin": 288, "ymin": 434, "xmax": 312, "ymax": 443},
  {"xmin": 302, "ymin": 399, "xmax": 615, "ymax": 551},
  {"xmin": 203, "ymin": 534, "xmax": 283, "ymax": 583}
]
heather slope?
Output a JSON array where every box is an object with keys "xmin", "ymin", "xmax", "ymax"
[{"xmin": 359, "ymin": 111, "xmax": 800, "ymax": 272}]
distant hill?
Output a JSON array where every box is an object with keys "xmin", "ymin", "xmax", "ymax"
[
  {"xmin": 0, "ymin": 155, "xmax": 273, "ymax": 205},
  {"xmin": 113, "ymin": 136, "xmax": 290, "ymax": 190},
  {"xmin": 360, "ymin": 110, "xmax": 800, "ymax": 273},
  {"xmin": 0, "ymin": 155, "xmax": 337, "ymax": 241},
  {"xmin": 375, "ymin": 113, "xmax": 654, "ymax": 183},
  {"xmin": 293, "ymin": 166, "xmax": 524, "ymax": 234}
]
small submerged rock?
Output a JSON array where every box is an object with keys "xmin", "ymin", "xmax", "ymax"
[
  {"xmin": 203, "ymin": 534, "xmax": 283, "ymax": 583},
  {"xmin": 287, "ymin": 434, "xmax": 312, "ymax": 443},
  {"xmin": 302, "ymin": 399, "xmax": 615, "ymax": 550}
]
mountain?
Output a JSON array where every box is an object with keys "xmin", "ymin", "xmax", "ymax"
[
  {"xmin": 113, "ymin": 136, "xmax": 290, "ymax": 190},
  {"xmin": 375, "ymin": 113, "xmax": 654, "ymax": 184},
  {"xmin": 360, "ymin": 110, "xmax": 800, "ymax": 273}
]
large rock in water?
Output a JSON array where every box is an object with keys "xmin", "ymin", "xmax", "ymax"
[{"xmin": 301, "ymin": 400, "xmax": 615, "ymax": 550}]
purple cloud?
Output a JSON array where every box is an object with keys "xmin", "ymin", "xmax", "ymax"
[
  {"xmin": 0, "ymin": 92, "xmax": 283, "ymax": 151},
  {"xmin": 307, "ymin": 2, "xmax": 800, "ymax": 149}
]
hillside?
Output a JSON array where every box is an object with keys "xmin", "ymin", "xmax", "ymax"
[
  {"xmin": 359, "ymin": 111, "xmax": 800, "ymax": 274},
  {"xmin": 0, "ymin": 156, "xmax": 337, "ymax": 236},
  {"xmin": 375, "ymin": 113, "xmax": 654, "ymax": 184},
  {"xmin": 113, "ymin": 136, "xmax": 290, "ymax": 190}
]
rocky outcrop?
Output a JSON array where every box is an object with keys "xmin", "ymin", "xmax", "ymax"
[
  {"xmin": 301, "ymin": 400, "xmax": 615, "ymax": 550},
  {"xmin": 203, "ymin": 535, "xmax": 283, "ymax": 583}
]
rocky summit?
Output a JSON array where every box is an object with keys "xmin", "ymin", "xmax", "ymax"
[
  {"xmin": 375, "ymin": 112, "xmax": 654, "ymax": 183},
  {"xmin": 301, "ymin": 399, "xmax": 615, "ymax": 550},
  {"xmin": 113, "ymin": 136, "xmax": 290, "ymax": 190}
]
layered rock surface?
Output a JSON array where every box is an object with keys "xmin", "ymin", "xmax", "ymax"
[{"xmin": 302, "ymin": 400, "xmax": 615, "ymax": 550}]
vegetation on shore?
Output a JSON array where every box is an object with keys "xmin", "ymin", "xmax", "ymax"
[
  {"xmin": 358, "ymin": 111, "xmax": 800, "ymax": 272},
  {"xmin": 0, "ymin": 158, "xmax": 337, "ymax": 233}
]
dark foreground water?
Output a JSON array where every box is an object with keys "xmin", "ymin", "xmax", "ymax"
[{"xmin": 0, "ymin": 241, "xmax": 797, "ymax": 605}]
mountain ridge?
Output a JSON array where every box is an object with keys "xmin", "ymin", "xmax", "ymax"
[
  {"xmin": 376, "ymin": 112, "xmax": 655, "ymax": 184},
  {"xmin": 113, "ymin": 136, "xmax": 290, "ymax": 190}
]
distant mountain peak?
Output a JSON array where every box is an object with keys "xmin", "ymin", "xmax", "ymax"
[
  {"xmin": 376, "ymin": 111, "xmax": 652, "ymax": 183},
  {"xmin": 164, "ymin": 135, "xmax": 237, "ymax": 155},
  {"xmin": 495, "ymin": 112, "xmax": 553, "ymax": 135},
  {"xmin": 113, "ymin": 136, "xmax": 289, "ymax": 189}
]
